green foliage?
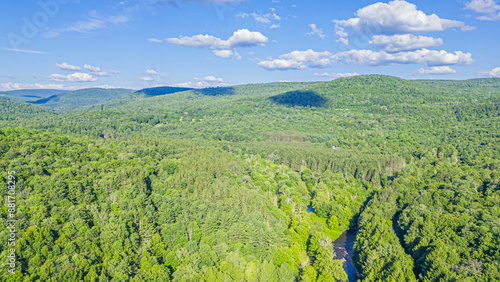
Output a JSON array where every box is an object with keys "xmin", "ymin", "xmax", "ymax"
[
  {"xmin": 0, "ymin": 97, "xmax": 54, "ymax": 121},
  {"xmin": 30, "ymin": 88, "xmax": 135, "ymax": 113},
  {"xmin": 0, "ymin": 75, "xmax": 499, "ymax": 281}
]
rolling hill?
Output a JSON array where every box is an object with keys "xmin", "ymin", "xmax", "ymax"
[
  {"xmin": 0, "ymin": 96, "xmax": 55, "ymax": 120},
  {"xmin": 0, "ymin": 89, "xmax": 68, "ymax": 103},
  {"xmin": 0, "ymin": 75, "xmax": 499, "ymax": 281},
  {"xmin": 28, "ymin": 88, "xmax": 136, "ymax": 112}
]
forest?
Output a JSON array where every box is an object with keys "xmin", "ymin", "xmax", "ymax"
[{"xmin": 0, "ymin": 75, "xmax": 499, "ymax": 281}]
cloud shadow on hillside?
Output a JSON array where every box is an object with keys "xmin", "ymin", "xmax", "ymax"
[
  {"xmin": 193, "ymin": 87, "xmax": 235, "ymax": 96},
  {"xmin": 269, "ymin": 90, "xmax": 329, "ymax": 108}
]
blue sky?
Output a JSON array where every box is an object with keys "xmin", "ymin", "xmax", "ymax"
[{"xmin": 1, "ymin": 0, "xmax": 499, "ymax": 90}]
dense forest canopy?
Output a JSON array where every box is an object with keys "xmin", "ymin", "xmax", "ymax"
[{"xmin": 0, "ymin": 75, "xmax": 499, "ymax": 281}]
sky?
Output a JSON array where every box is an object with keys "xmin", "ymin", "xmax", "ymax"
[{"xmin": 1, "ymin": 0, "xmax": 499, "ymax": 91}]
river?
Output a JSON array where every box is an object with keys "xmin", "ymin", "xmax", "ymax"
[
  {"xmin": 333, "ymin": 229, "xmax": 360, "ymax": 282},
  {"xmin": 307, "ymin": 205, "xmax": 360, "ymax": 281}
]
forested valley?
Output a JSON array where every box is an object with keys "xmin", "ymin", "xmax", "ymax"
[{"xmin": 0, "ymin": 75, "xmax": 499, "ymax": 281}]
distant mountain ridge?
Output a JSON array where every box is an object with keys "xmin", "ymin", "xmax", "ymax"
[
  {"xmin": 1, "ymin": 86, "xmax": 196, "ymax": 113},
  {"xmin": 134, "ymin": 86, "xmax": 192, "ymax": 96},
  {"xmin": 2, "ymin": 76, "xmax": 499, "ymax": 115},
  {"xmin": 0, "ymin": 89, "xmax": 68, "ymax": 103}
]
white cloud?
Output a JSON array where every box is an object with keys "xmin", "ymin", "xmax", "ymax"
[
  {"xmin": 0, "ymin": 82, "xmax": 66, "ymax": 91},
  {"xmin": 139, "ymin": 77, "xmax": 154, "ymax": 81},
  {"xmin": 417, "ymin": 66, "xmax": 457, "ymax": 74},
  {"xmin": 84, "ymin": 64, "xmax": 109, "ymax": 76},
  {"xmin": 172, "ymin": 76, "xmax": 229, "ymax": 88},
  {"xmin": 84, "ymin": 64, "xmax": 101, "ymax": 72},
  {"xmin": 56, "ymin": 62, "xmax": 81, "ymax": 71},
  {"xmin": 478, "ymin": 67, "xmax": 500, "ymax": 77},
  {"xmin": 48, "ymin": 72, "xmax": 97, "ymax": 82},
  {"xmin": 314, "ymin": 72, "xmax": 359, "ymax": 79},
  {"xmin": 307, "ymin": 24, "xmax": 326, "ymax": 39},
  {"xmin": 92, "ymin": 71, "xmax": 109, "ymax": 77},
  {"xmin": 197, "ymin": 76, "xmax": 223, "ymax": 82},
  {"xmin": 270, "ymin": 24, "xmax": 280, "ymax": 29},
  {"xmin": 213, "ymin": 49, "xmax": 242, "ymax": 59},
  {"xmin": 167, "ymin": 29, "xmax": 268, "ymax": 49},
  {"xmin": 258, "ymin": 48, "xmax": 473, "ymax": 70},
  {"xmin": 145, "ymin": 69, "xmax": 158, "ymax": 75},
  {"xmin": 370, "ymin": 34, "xmax": 443, "ymax": 52},
  {"xmin": 281, "ymin": 50, "xmax": 334, "ymax": 68},
  {"xmin": 337, "ymin": 37, "xmax": 349, "ymax": 45},
  {"xmin": 258, "ymin": 59, "xmax": 307, "ymax": 70},
  {"xmin": 465, "ymin": 0, "xmax": 500, "ymax": 21},
  {"xmin": 334, "ymin": 0, "xmax": 473, "ymax": 43},
  {"xmin": 0, "ymin": 83, "xmax": 123, "ymax": 91},
  {"xmin": 3, "ymin": 48, "xmax": 47, "ymax": 54},
  {"xmin": 94, "ymin": 85, "xmax": 123, "ymax": 89},
  {"xmin": 258, "ymin": 49, "xmax": 333, "ymax": 70},
  {"xmin": 110, "ymin": 69, "xmax": 121, "ymax": 74},
  {"xmin": 237, "ymin": 12, "xmax": 281, "ymax": 24},
  {"xmin": 148, "ymin": 38, "xmax": 163, "ymax": 42},
  {"xmin": 334, "ymin": 49, "xmax": 473, "ymax": 66},
  {"xmin": 466, "ymin": 0, "xmax": 500, "ymax": 13}
]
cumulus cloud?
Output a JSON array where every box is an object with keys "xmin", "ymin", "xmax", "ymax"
[
  {"xmin": 237, "ymin": 12, "xmax": 281, "ymax": 24},
  {"xmin": 258, "ymin": 59, "xmax": 307, "ymax": 70},
  {"xmin": 0, "ymin": 82, "xmax": 66, "ymax": 91},
  {"xmin": 334, "ymin": 0, "xmax": 473, "ymax": 43},
  {"xmin": 172, "ymin": 76, "xmax": 229, "ymax": 88},
  {"xmin": 84, "ymin": 64, "xmax": 109, "ymax": 76},
  {"xmin": 465, "ymin": 0, "xmax": 500, "ymax": 21},
  {"xmin": 281, "ymin": 50, "xmax": 334, "ymax": 68},
  {"xmin": 417, "ymin": 66, "xmax": 457, "ymax": 74},
  {"xmin": 197, "ymin": 76, "xmax": 223, "ymax": 82},
  {"xmin": 56, "ymin": 62, "xmax": 81, "ymax": 71},
  {"xmin": 167, "ymin": 29, "xmax": 268, "ymax": 49},
  {"xmin": 478, "ymin": 67, "xmax": 500, "ymax": 77},
  {"xmin": 370, "ymin": 34, "xmax": 443, "ymax": 52},
  {"xmin": 314, "ymin": 72, "xmax": 359, "ymax": 79},
  {"xmin": 258, "ymin": 49, "xmax": 333, "ymax": 70},
  {"xmin": 110, "ymin": 69, "xmax": 121, "ymax": 74},
  {"xmin": 48, "ymin": 72, "xmax": 97, "ymax": 82},
  {"xmin": 139, "ymin": 77, "xmax": 154, "ymax": 81},
  {"xmin": 145, "ymin": 69, "xmax": 158, "ymax": 75},
  {"xmin": 84, "ymin": 64, "xmax": 101, "ymax": 72},
  {"xmin": 307, "ymin": 24, "xmax": 326, "ymax": 39},
  {"xmin": 258, "ymin": 48, "xmax": 473, "ymax": 70},
  {"xmin": 335, "ymin": 49, "xmax": 473, "ymax": 66},
  {"xmin": 213, "ymin": 50, "xmax": 242, "ymax": 59}
]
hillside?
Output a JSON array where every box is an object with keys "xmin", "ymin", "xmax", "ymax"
[
  {"xmin": 29, "ymin": 88, "xmax": 136, "ymax": 112},
  {"xmin": 82, "ymin": 86, "xmax": 197, "ymax": 112},
  {"xmin": 0, "ymin": 75, "xmax": 499, "ymax": 281},
  {"xmin": 0, "ymin": 96, "xmax": 55, "ymax": 120},
  {"xmin": 0, "ymin": 89, "xmax": 68, "ymax": 103},
  {"xmin": 134, "ymin": 86, "xmax": 193, "ymax": 97}
]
